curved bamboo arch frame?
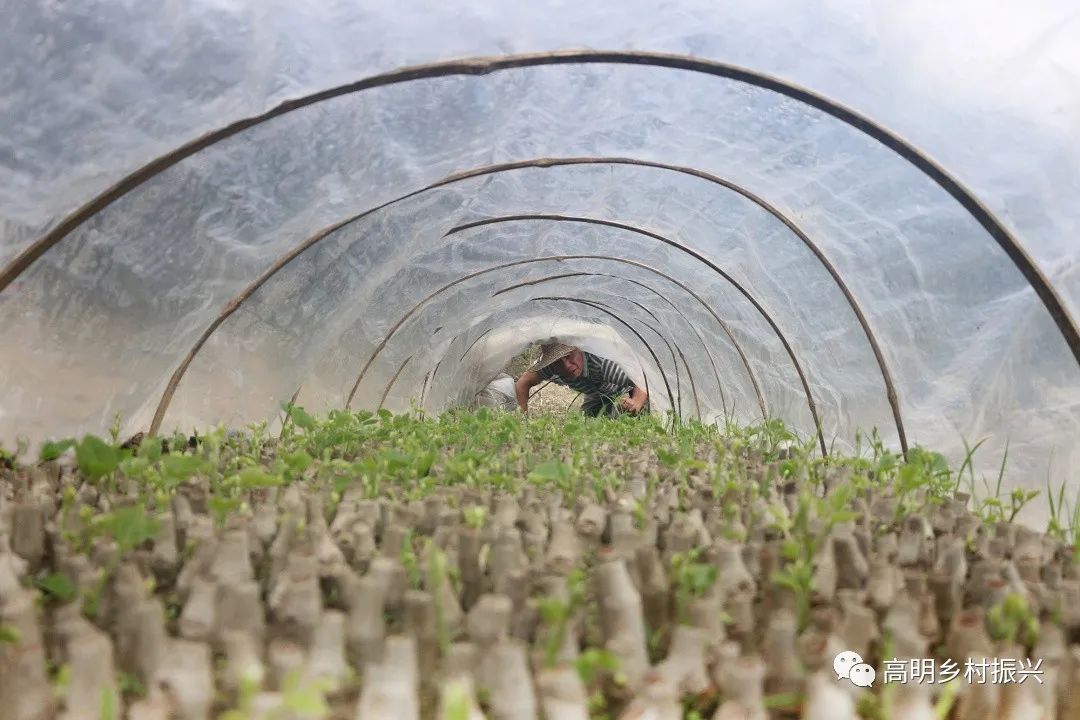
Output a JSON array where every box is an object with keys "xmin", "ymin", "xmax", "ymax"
[
  {"xmin": 417, "ymin": 371, "xmax": 432, "ymax": 417},
  {"xmin": 674, "ymin": 342, "xmax": 702, "ymax": 423},
  {"xmin": 7, "ymin": 52, "xmax": 1069, "ymax": 446},
  {"xmin": 385, "ymin": 295, "xmax": 680, "ymax": 422},
  {"xmin": 378, "ymin": 355, "xmax": 413, "ymax": 411},
  {"xmin": 133, "ymin": 156, "xmax": 900, "ymax": 448},
  {"xmin": 455, "ymin": 328, "xmax": 496, "ymax": 363},
  {"xmin": 145, "ymin": 156, "xmax": 823, "ymax": 436},
  {"xmin": 492, "ymin": 270, "xmax": 721, "ymax": 417},
  {"xmin": 339, "ymin": 251, "xmax": 766, "ymax": 421},
  {"xmin": 8, "ymin": 52, "xmax": 1069, "ymax": 364},
  {"xmin": 350, "ymin": 256, "xmax": 738, "ymax": 424},
  {"xmin": 442, "ymin": 215, "xmax": 829, "ymax": 457},
  {"xmin": 420, "ymin": 363, "xmax": 442, "ymax": 411}
]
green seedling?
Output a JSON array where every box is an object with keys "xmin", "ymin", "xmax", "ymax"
[
  {"xmin": 38, "ymin": 573, "xmax": 78, "ymax": 603},
  {"xmin": 856, "ymin": 693, "xmax": 883, "ymax": 720},
  {"xmin": 161, "ymin": 453, "xmax": 203, "ymax": 484},
  {"xmin": 528, "ymin": 460, "xmax": 575, "ymax": 495},
  {"xmin": 656, "ymin": 447, "xmax": 679, "ymax": 468},
  {"xmin": 281, "ymin": 401, "xmax": 318, "ymax": 433},
  {"xmin": 768, "ymin": 482, "xmax": 859, "ymax": 631},
  {"xmin": 76, "ymin": 434, "xmax": 122, "ymax": 483},
  {"xmin": 935, "ymin": 680, "xmax": 961, "ymax": 719},
  {"xmin": 536, "ymin": 567, "xmax": 587, "ymax": 668},
  {"xmin": 958, "ymin": 436, "xmax": 988, "ymax": 493},
  {"xmin": 90, "ymin": 506, "xmax": 160, "ymax": 554},
  {"xmin": 99, "ymin": 685, "xmax": 119, "ymax": 720},
  {"xmin": 462, "ymin": 505, "xmax": 487, "ymax": 531},
  {"xmin": 748, "ymin": 417, "xmax": 797, "ymax": 458},
  {"xmin": 0, "ymin": 440, "xmax": 20, "ymax": 468},
  {"xmin": 1047, "ymin": 476, "xmax": 1069, "ymax": 540},
  {"xmin": 82, "ymin": 572, "xmax": 107, "ymax": 620},
  {"xmin": 117, "ymin": 671, "xmax": 145, "ymax": 698},
  {"xmin": 426, "ymin": 541, "xmax": 453, "ymax": 655},
  {"xmin": 279, "ymin": 669, "xmax": 332, "ymax": 718},
  {"xmin": 763, "ymin": 692, "xmax": 803, "ymax": 712},
  {"xmin": 963, "ymin": 439, "xmax": 1038, "ymax": 524},
  {"xmin": 987, "ymin": 592, "xmax": 1039, "ymax": 648},
  {"xmin": 0, "ymin": 623, "xmax": 20, "ymax": 644},
  {"xmin": 209, "ymin": 495, "xmax": 242, "ymax": 529},
  {"xmin": 772, "ymin": 556, "xmax": 814, "ymax": 633},
  {"xmin": 107, "ymin": 411, "xmax": 123, "ymax": 445},
  {"xmin": 670, "ymin": 547, "xmax": 719, "ymax": 625},
  {"xmin": 39, "ymin": 437, "xmax": 76, "ymax": 462},
  {"xmin": 442, "ymin": 681, "xmax": 472, "ymax": 720},
  {"xmin": 401, "ymin": 531, "xmax": 422, "ymax": 589},
  {"xmin": 901, "ymin": 447, "xmax": 955, "ymax": 508},
  {"xmin": 880, "ymin": 630, "xmax": 896, "ymax": 717},
  {"xmin": 49, "ymin": 663, "xmax": 72, "ymax": 701},
  {"xmin": 574, "ymin": 647, "xmax": 620, "ymax": 688}
]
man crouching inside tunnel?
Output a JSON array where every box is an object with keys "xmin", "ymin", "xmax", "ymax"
[{"xmin": 515, "ymin": 342, "xmax": 649, "ymax": 417}]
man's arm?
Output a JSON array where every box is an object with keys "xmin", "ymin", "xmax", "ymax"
[{"xmin": 514, "ymin": 370, "xmax": 542, "ymax": 413}]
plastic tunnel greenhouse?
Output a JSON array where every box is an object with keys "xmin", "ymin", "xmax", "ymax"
[
  {"xmin": 3, "ymin": 1, "xmax": 1080, "ymax": 527},
  {"xmin": 9, "ymin": 3, "xmax": 1080, "ymax": 719}
]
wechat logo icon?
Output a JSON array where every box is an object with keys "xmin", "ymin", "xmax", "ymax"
[{"xmin": 834, "ymin": 651, "xmax": 875, "ymax": 688}]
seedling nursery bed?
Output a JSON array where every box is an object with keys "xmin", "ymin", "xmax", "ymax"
[{"xmin": 0, "ymin": 407, "xmax": 1077, "ymax": 720}]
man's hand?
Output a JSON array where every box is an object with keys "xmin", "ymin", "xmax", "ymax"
[{"xmin": 618, "ymin": 390, "xmax": 646, "ymax": 413}]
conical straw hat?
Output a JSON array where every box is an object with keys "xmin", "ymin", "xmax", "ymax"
[{"xmin": 528, "ymin": 342, "xmax": 576, "ymax": 373}]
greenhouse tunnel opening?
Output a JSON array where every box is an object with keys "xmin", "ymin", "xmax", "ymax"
[{"xmin": 422, "ymin": 314, "xmax": 675, "ymax": 420}]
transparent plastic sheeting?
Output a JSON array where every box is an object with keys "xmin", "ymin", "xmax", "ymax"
[{"xmin": 1, "ymin": 1, "xmax": 1079, "ymax": 528}]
